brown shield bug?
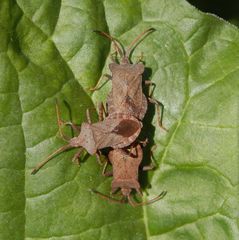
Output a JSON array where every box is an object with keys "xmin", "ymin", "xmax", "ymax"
[
  {"xmin": 92, "ymin": 29, "xmax": 151, "ymax": 120},
  {"xmin": 92, "ymin": 29, "xmax": 166, "ymax": 130},
  {"xmin": 91, "ymin": 143, "xmax": 167, "ymax": 206},
  {"xmin": 31, "ymin": 103, "xmax": 142, "ymax": 174}
]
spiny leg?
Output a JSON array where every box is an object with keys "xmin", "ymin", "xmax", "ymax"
[
  {"xmin": 144, "ymin": 80, "xmax": 156, "ymax": 97},
  {"xmin": 145, "ymin": 81, "xmax": 165, "ymax": 129},
  {"xmin": 148, "ymin": 97, "xmax": 167, "ymax": 131}
]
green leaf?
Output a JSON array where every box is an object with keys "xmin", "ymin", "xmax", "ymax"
[{"xmin": 0, "ymin": 0, "xmax": 238, "ymax": 239}]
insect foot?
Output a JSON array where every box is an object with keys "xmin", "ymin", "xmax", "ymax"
[{"xmin": 91, "ymin": 143, "xmax": 167, "ymax": 206}]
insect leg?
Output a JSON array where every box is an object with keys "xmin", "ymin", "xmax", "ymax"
[
  {"xmin": 65, "ymin": 122, "xmax": 81, "ymax": 135},
  {"xmin": 127, "ymin": 144, "xmax": 139, "ymax": 158},
  {"xmin": 89, "ymin": 74, "xmax": 112, "ymax": 91},
  {"xmin": 144, "ymin": 80, "xmax": 156, "ymax": 97},
  {"xmin": 55, "ymin": 101, "xmax": 71, "ymax": 141},
  {"xmin": 86, "ymin": 109, "xmax": 92, "ymax": 124},
  {"xmin": 102, "ymin": 160, "xmax": 113, "ymax": 177},
  {"xmin": 98, "ymin": 102, "xmax": 108, "ymax": 121},
  {"xmin": 141, "ymin": 144, "xmax": 157, "ymax": 171},
  {"xmin": 55, "ymin": 100, "xmax": 80, "ymax": 140},
  {"xmin": 148, "ymin": 97, "xmax": 168, "ymax": 131},
  {"xmin": 72, "ymin": 148, "xmax": 84, "ymax": 165},
  {"xmin": 95, "ymin": 150, "xmax": 104, "ymax": 165},
  {"xmin": 142, "ymin": 164, "xmax": 156, "ymax": 171},
  {"xmin": 90, "ymin": 189, "xmax": 126, "ymax": 204}
]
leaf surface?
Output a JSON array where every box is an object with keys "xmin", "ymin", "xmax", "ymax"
[{"xmin": 0, "ymin": 0, "xmax": 238, "ymax": 239}]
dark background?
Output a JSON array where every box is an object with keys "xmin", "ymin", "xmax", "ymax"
[{"xmin": 188, "ymin": 0, "xmax": 239, "ymax": 27}]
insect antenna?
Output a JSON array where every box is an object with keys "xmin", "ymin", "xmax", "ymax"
[
  {"xmin": 31, "ymin": 144, "xmax": 73, "ymax": 175},
  {"xmin": 128, "ymin": 190, "xmax": 167, "ymax": 207},
  {"xmin": 90, "ymin": 189, "xmax": 126, "ymax": 204},
  {"xmin": 125, "ymin": 28, "xmax": 155, "ymax": 58},
  {"xmin": 93, "ymin": 30, "xmax": 124, "ymax": 58},
  {"xmin": 128, "ymin": 195, "xmax": 137, "ymax": 207}
]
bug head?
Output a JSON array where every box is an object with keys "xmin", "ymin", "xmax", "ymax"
[
  {"xmin": 112, "ymin": 181, "xmax": 143, "ymax": 207},
  {"xmin": 94, "ymin": 28, "xmax": 155, "ymax": 64},
  {"xmin": 91, "ymin": 188, "xmax": 167, "ymax": 207},
  {"xmin": 30, "ymin": 134, "xmax": 86, "ymax": 175},
  {"xmin": 111, "ymin": 179, "xmax": 141, "ymax": 196},
  {"xmin": 31, "ymin": 122, "xmax": 99, "ymax": 175},
  {"xmin": 31, "ymin": 105, "xmax": 87, "ymax": 175},
  {"xmin": 72, "ymin": 122, "xmax": 97, "ymax": 155},
  {"xmin": 121, "ymin": 187, "xmax": 132, "ymax": 197}
]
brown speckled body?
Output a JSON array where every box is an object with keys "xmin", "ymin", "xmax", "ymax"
[
  {"xmin": 70, "ymin": 113, "xmax": 142, "ymax": 155},
  {"xmin": 108, "ymin": 143, "xmax": 143, "ymax": 196},
  {"xmin": 107, "ymin": 63, "xmax": 148, "ymax": 120}
]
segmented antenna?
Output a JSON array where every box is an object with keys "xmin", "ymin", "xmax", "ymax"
[
  {"xmin": 94, "ymin": 28, "xmax": 155, "ymax": 63},
  {"xmin": 91, "ymin": 189, "xmax": 167, "ymax": 207},
  {"xmin": 93, "ymin": 30, "xmax": 124, "ymax": 58},
  {"xmin": 128, "ymin": 191, "xmax": 167, "ymax": 207},
  {"xmin": 31, "ymin": 144, "xmax": 73, "ymax": 174},
  {"xmin": 125, "ymin": 28, "xmax": 155, "ymax": 58}
]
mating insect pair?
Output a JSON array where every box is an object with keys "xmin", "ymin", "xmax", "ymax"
[{"xmin": 32, "ymin": 28, "xmax": 167, "ymax": 206}]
